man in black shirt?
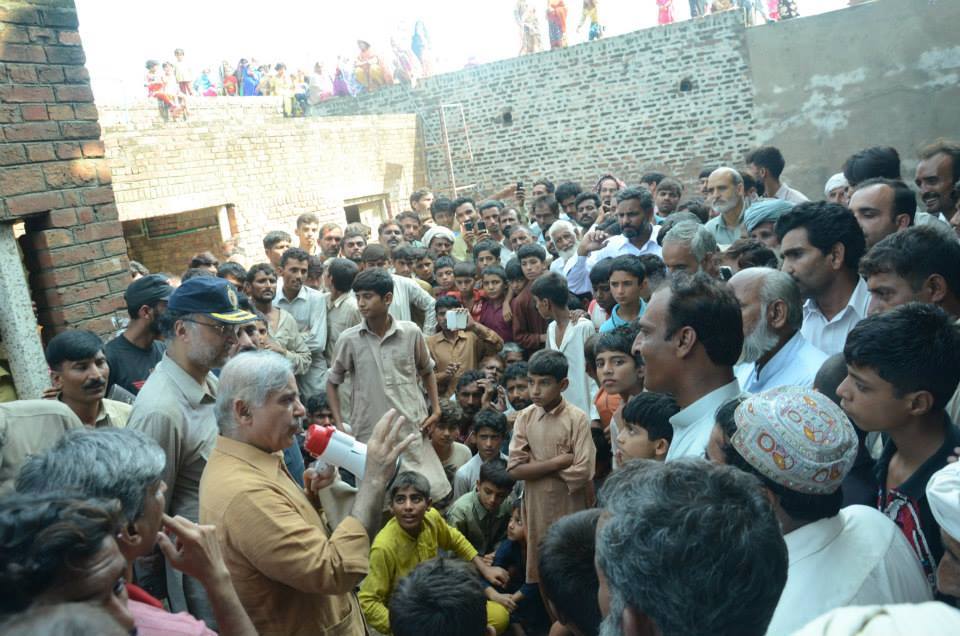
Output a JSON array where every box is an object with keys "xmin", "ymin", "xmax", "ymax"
[{"xmin": 103, "ymin": 274, "xmax": 172, "ymax": 395}]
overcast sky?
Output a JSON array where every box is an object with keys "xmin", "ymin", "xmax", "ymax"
[{"xmin": 75, "ymin": 0, "xmax": 850, "ymax": 101}]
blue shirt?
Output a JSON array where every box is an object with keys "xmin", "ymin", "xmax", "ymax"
[
  {"xmin": 599, "ymin": 301, "xmax": 646, "ymax": 333},
  {"xmin": 735, "ymin": 331, "xmax": 829, "ymax": 393}
]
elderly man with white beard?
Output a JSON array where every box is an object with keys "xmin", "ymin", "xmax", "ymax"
[
  {"xmin": 704, "ymin": 167, "xmax": 747, "ymax": 246},
  {"xmin": 728, "ymin": 267, "xmax": 828, "ymax": 393},
  {"xmin": 548, "ymin": 219, "xmax": 591, "ymax": 296}
]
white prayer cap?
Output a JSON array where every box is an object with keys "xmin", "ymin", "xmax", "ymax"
[
  {"xmin": 926, "ymin": 460, "xmax": 960, "ymax": 540},
  {"xmin": 792, "ymin": 602, "xmax": 960, "ymax": 636},
  {"xmin": 422, "ymin": 226, "xmax": 455, "ymax": 249},
  {"xmin": 824, "ymin": 173, "xmax": 848, "ymax": 197}
]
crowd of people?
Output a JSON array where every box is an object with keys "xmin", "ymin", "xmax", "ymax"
[{"xmin": 2, "ymin": 138, "xmax": 960, "ymax": 635}]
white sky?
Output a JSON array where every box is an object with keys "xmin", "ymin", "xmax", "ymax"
[{"xmin": 75, "ymin": 0, "xmax": 850, "ymax": 101}]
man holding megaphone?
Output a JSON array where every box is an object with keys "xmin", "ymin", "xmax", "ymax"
[{"xmin": 200, "ymin": 350, "xmax": 416, "ymax": 636}]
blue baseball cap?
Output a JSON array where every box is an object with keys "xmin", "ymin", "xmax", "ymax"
[{"xmin": 167, "ymin": 277, "xmax": 256, "ymax": 324}]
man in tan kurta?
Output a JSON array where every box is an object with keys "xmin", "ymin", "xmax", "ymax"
[
  {"xmin": 201, "ymin": 350, "xmax": 416, "ymax": 636},
  {"xmin": 507, "ymin": 397, "xmax": 595, "ymax": 583},
  {"xmin": 0, "ymin": 399, "xmax": 82, "ymax": 494}
]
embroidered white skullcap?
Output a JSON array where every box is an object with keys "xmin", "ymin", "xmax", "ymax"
[
  {"xmin": 422, "ymin": 226, "xmax": 455, "ymax": 249},
  {"xmin": 927, "ymin": 460, "xmax": 960, "ymax": 540},
  {"xmin": 824, "ymin": 173, "xmax": 848, "ymax": 197}
]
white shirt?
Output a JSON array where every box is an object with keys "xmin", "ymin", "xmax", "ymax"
[
  {"xmin": 274, "ymin": 284, "xmax": 327, "ymax": 396},
  {"xmin": 736, "ymin": 332, "xmax": 828, "ymax": 394},
  {"xmin": 567, "ymin": 230, "xmax": 663, "ymax": 296},
  {"xmin": 801, "ymin": 277, "xmax": 871, "ymax": 356},
  {"xmin": 389, "ymin": 274, "xmax": 437, "ymax": 334},
  {"xmin": 452, "ymin": 451, "xmax": 509, "ymax": 499},
  {"xmin": 550, "ymin": 252, "xmax": 592, "ymax": 295},
  {"xmin": 666, "ymin": 379, "xmax": 742, "ymax": 461},
  {"xmin": 546, "ymin": 317, "xmax": 600, "ymax": 421},
  {"xmin": 766, "ymin": 505, "xmax": 932, "ymax": 635},
  {"xmin": 775, "ymin": 182, "xmax": 810, "ymax": 204}
]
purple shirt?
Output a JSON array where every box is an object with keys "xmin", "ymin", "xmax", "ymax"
[{"xmin": 476, "ymin": 298, "xmax": 513, "ymax": 343}]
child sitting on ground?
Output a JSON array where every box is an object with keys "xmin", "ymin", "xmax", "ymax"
[
  {"xmin": 615, "ymin": 392, "xmax": 678, "ymax": 464},
  {"xmin": 359, "ymin": 471, "xmax": 511, "ymax": 635},
  {"xmin": 447, "ymin": 457, "xmax": 515, "ymax": 557},
  {"xmin": 507, "ymin": 350, "xmax": 595, "ymax": 596},
  {"xmin": 454, "ymin": 409, "xmax": 510, "ymax": 499},
  {"xmin": 487, "ymin": 500, "xmax": 550, "ymax": 635}
]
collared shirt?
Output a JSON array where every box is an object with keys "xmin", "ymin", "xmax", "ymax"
[
  {"xmin": 475, "ymin": 297, "xmax": 513, "ymax": 344},
  {"xmin": 567, "ymin": 230, "xmax": 663, "ymax": 296},
  {"xmin": 765, "ymin": 505, "xmax": 931, "ymax": 635},
  {"xmin": 704, "ymin": 212, "xmax": 745, "ymax": 245},
  {"xmin": 801, "ymin": 277, "xmax": 871, "ymax": 355},
  {"xmin": 55, "ymin": 394, "xmax": 131, "ymax": 428},
  {"xmin": 328, "ymin": 317, "xmax": 449, "ymax": 501},
  {"xmin": 427, "ymin": 328, "xmax": 503, "ymax": 398},
  {"xmin": 200, "ymin": 435, "xmax": 368, "ymax": 636},
  {"xmin": 546, "ymin": 318, "xmax": 600, "ymax": 419},
  {"xmin": 359, "ymin": 508, "xmax": 477, "ymax": 634},
  {"xmin": 275, "ymin": 285, "xmax": 328, "ymax": 396},
  {"xmin": 666, "ymin": 379, "xmax": 742, "ymax": 461},
  {"xmin": 599, "ymin": 301, "xmax": 646, "ymax": 333},
  {"xmin": 508, "ymin": 399, "xmax": 595, "ymax": 582},
  {"xmin": 129, "ymin": 354, "xmax": 218, "ymax": 522},
  {"xmin": 550, "ymin": 252, "xmax": 592, "ymax": 296},
  {"xmin": 266, "ymin": 307, "xmax": 312, "ymax": 376},
  {"xmin": 736, "ymin": 331, "xmax": 828, "ymax": 394},
  {"xmin": 389, "ymin": 274, "xmax": 437, "ymax": 335},
  {"xmin": 446, "ymin": 490, "xmax": 513, "ymax": 555},
  {"xmin": 775, "ymin": 182, "xmax": 810, "ymax": 204},
  {"xmin": 453, "ymin": 451, "xmax": 509, "ymax": 499},
  {"xmin": 324, "ymin": 291, "xmax": 362, "ymax": 363},
  {"xmin": 0, "ymin": 399, "xmax": 82, "ymax": 495}
]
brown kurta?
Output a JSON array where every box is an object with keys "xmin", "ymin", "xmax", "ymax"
[
  {"xmin": 200, "ymin": 435, "xmax": 369, "ymax": 636},
  {"xmin": 507, "ymin": 398, "xmax": 595, "ymax": 583},
  {"xmin": 510, "ymin": 283, "xmax": 548, "ymax": 354}
]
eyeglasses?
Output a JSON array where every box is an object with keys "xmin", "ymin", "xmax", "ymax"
[{"xmin": 182, "ymin": 318, "xmax": 242, "ymax": 339}]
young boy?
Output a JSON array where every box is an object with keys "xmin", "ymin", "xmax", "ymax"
[
  {"xmin": 588, "ymin": 257, "xmax": 616, "ymax": 330},
  {"xmin": 388, "ymin": 558, "xmax": 490, "ymax": 636},
  {"xmin": 531, "ymin": 271, "xmax": 599, "ymax": 419},
  {"xmin": 600, "ymin": 255, "xmax": 647, "ymax": 332},
  {"xmin": 538, "ymin": 509, "xmax": 604, "ymax": 636},
  {"xmin": 414, "ymin": 248, "xmax": 436, "ymax": 287},
  {"xmin": 473, "ymin": 239, "xmax": 502, "ymax": 274},
  {"xmin": 429, "ymin": 296, "xmax": 504, "ymax": 398},
  {"xmin": 434, "ymin": 255, "xmax": 458, "ymax": 297},
  {"xmin": 359, "ymin": 472, "xmax": 511, "ymax": 635},
  {"xmin": 510, "ymin": 244, "xmax": 549, "ymax": 356},
  {"xmin": 392, "ymin": 244, "xmax": 433, "ymax": 291},
  {"xmin": 447, "ymin": 457, "xmax": 516, "ymax": 556},
  {"xmin": 327, "ymin": 268, "xmax": 449, "ymax": 500},
  {"xmin": 453, "ymin": 261, "xmax": 485, "ymax": 316},
  {"xmin": 454, "ymin": 409, "xmax": 509, "ymax": 499},
  {"xmin": 838, "ymin": 303, "xmax": 960, "ymax": 587},
  {"xmin": 487, "ymin": 500, "xmax": 550, "ymax": 635},
  {"xmin": 616, "ymin": 392, "xmax": 678, "ymax": 464},
  {"xmin": 431, "ymin": 400, "xmax": 473, "ymax": 486},
  {"xmin": 507, "ymin": 350, "xmax": 595, "ymax": 590},
  {"xmin": 593, "ymin": 327, "xmax": 646, "ymax": 467},
  {"xmin": 476, "ymin": 266, "xmax": 513, "ymax": 343}
]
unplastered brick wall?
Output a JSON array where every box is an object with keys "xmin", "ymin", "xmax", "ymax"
[
  {"xmin": 98, "ymin": 99, "xmax": 424, "ymax": 264},
  {"xmin": 0, "ymin": 0, "xmax": 128, "ymax": 340},
  {"xmin": 310, "ymin": 10, "xmax": 755, "ymax": 197},
  {"xmin": 122, "ymin": 208, "xmax": 223, "ymax": 275}
]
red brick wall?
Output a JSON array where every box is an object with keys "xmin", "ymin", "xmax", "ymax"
[
  {"xmin": 0, "ymin": 0, "xmax": 128, "ymax": 341},
  {"xmin": 122, "ymin": 207, "xmax": 224, "ymax": 275}
]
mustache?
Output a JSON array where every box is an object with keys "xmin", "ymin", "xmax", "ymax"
[{"xmin": 82, "ymin": 379, "xmax": 106, "ymax": 390}]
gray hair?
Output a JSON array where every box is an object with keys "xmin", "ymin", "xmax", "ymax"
[
  {"xmin": 661, "ymin": 220, "xmax": 719, "ymax": 262},
  {"xmin": 596, "ymin": 459, "xmax": 787, "ymax": 636},
  {"xmin": 547, "ymin": 219, "xmax": 578, "ymax": 240},
  {"xmin": 215, "ymin": 351, "xmax": 295, "ymax": 436},
  {"xmin": 15, "ymin": 428, "xmax": 165, "ymax": 524},
  {"xmin": 755, "ymin": 267, "xmax": 803, "ymax": 331}
]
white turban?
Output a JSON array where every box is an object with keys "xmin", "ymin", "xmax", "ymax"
[
  {"xmin": 824, "ymin": 173, "xmax": 848, "ymax": 197},
  {"xmin": 927, "ymin": 460, "xmax": 960, "ymax": 540},
  {"xmin": 421, "ymin": 226, "xmax": 455, "ymax": 249},
  {"xmin": 793, "ymin": 602, "xmax": 960, "ymax": 636}
]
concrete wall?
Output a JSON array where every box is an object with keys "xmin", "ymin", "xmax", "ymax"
[
  {"xmin": 98, "ymin": 99, "xmax": 424, "ymax": 268},
  {"xmin": 310, "ymin": 10, "xmax": 755, "ymax": 197},
  {"xmin": 747, "ymin": 0, "xmax": 960, "ymax": 198}
]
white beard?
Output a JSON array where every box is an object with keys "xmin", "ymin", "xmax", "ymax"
[
  {"xmin": 738, "ymin": 318, "xmax": 780, "ymax": 365},
  {"xmin": 557, "ymin": 246, "xmax": 577, "ymax": 265},
  {"xmin": 711, "ymin": 197, "xmax": 738, "ymax": 216}
]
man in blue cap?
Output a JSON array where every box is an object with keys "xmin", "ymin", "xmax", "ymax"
[
  {"xmin": 105, "ymin": 273, "xmax": 174, "ymax": 395},
  {"xmin": 744, "ymin": 198, "xmax": 794, "ymax": 252},
  {"xmin": 128, "ymin": 276, "xmax": 256, "ymax": 629}
]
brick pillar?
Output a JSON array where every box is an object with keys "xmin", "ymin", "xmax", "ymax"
[{"xmin": 0, "ymin": 0, "xmax": 129, "ymax": 342}]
